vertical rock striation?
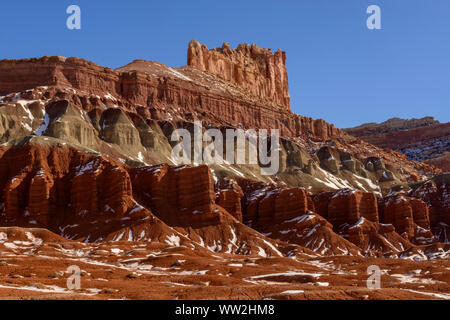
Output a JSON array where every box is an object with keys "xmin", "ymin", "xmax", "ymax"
[{"xmin": 187, "ymin": 40, "xmax": 290, "ymax": 110}]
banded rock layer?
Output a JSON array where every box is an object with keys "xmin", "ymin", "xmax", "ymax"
[
  {"xmin": 187, "ymin": 40, "xmax": 291, "ymax": 110},
  {"xmin": 345, "ymin": 117, "xmax": 450, "ymax": 171},
  {"xmin": 0, "ymin": 41, "xmax": 447, "ymax": 263}
]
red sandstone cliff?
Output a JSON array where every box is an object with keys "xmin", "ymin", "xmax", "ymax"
[
  {"xmin": 0, "ymin": 52, "xmax": 440, "ymax": 186},
  {"xmin": 0, "ymin": 51, "xmax": 342, "ymax": 141},
  {"xmin": 187, "ymin": 40, "xmax": 291, "ymax": 110},
  {"xmin": 0, "ymin": 40, "xmax": 449, "ymax": 301},
  {"xmin": 345, "ymin": 117, "xmax": 450, "ymax": 171},
  {"xmin": 0, "ymin": 41, "xmax": 447, "ymax": 261}
]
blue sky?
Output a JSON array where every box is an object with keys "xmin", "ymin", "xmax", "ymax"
[{"xmin": 0, "ymin": 0, "xmax": 449, "ymax": 128}]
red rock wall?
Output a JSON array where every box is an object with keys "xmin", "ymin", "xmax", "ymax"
[
  {"xmin": 409, "ymin": 177, "xmax": 450, "ymax": 226},
  {"xmin": 215, "ymin": 179, "xmax": 244, "ymax": 222},
  {"xmin": 346, "ymin": 122, "xmax": 450, "ymax": 151},
  {"xmin": 313, "ymin": 190, "xmax": 379, "ymax": 226},
  {"xmin": 240, "ymin": 187, "xmax": 309, "ymax": 231},
  {"xmin": 130, "ymin": 164, "xmax": 219, "ymax": 228},
  {"xmin": 409, "ymin": 198, "xmax": 431, "ymax": 230},
  {"xmin": 0, "ymin": 57, "xmax": 119, "ymax": 97},
  {"xmin": 311, "ymin": 192, "xmax": 334, "ymax": 220},
  {"xmin": 314, "ymin": 189, "xmax": 378, "ymax": 228},
  {"xmin": 0, "ymin": 55, "xmax": 343, "ymax": 141},
  {"xmin": 259, "ymin": 188, "xmax": 308, "ymax": 227},
  {"xmin": 378, "ymin": 196, "xmax": 415, "ymax": 239},
  {"xmin": 187, "ymin": 40, "xmax": 291, "ymax": 110},
  {"xmin": 359, "ymin": 192, "xmax": 379, "ymax": 223},
  {"xmin": 327, "ymin": 190, "xmax": 361, "ymax": 227},
  {"xmin": 424, "ymin": 154, "xmax": 450, "ymax": 172},
  {"xmin": 0, "ymin": 143, "xmax": 137, "ymax": 229}
]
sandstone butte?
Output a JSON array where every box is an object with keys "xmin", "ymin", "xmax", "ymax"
[{"xmin": 0, "ymin": 41, "xmax": 448, "ymax": 300}]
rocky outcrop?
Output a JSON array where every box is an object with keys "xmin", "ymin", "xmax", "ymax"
[
  {"xmin": 237, "ymin": 183, "xmax": 361, "ymax": 255},
  {"xmin": 0, "ymin": 135, "xmax": 445, "ymax": 258},
  {"xmin": 409, "ymin": 198, "xmax": 431, "ymax": 230},
  {"xmin": 317, "ymin": 146, "xmax": 339, "ymax": 174},
  {"xmin": 268, "ymin": 210, "xmax": 361, "ymax": 256},
  {"xmin": 0, "ymin": 46, "xmax": 441, "ymax": 184},
  {"xmin": 187, "ymin": 40, "xmax": 290, "ymax": 110},
  {"xmin": 313, "ymin": 189, "xmax": 379, "ymax": 228},
  {"xmin": 344, "ymin": 117, "xmax": 440, "ymax": 137},
  {"xmin": 0, "ymin": 56, "xmax": 119, "ymax": 98},
  {"xmin": 0, "ymin": 51, "xmax": 345, "ymax": 141},
  {"xmin": 377, "ymin": 195, "xmax": 411, "ymax": 239},
  {"xmin": 237, "ymin": 179, "xmax": 313, "ymax": 231},
  {"xmin": 130, "ymin": 164, "xmax": 218, "ymax": 228},
  {"xmin": 215, "ymin": 178, "xmax": 244, "ymax": 222},
  {"xmin": 130, "ymin": 165, "xmax": 291, "ymax": 257},
  {"xmin": 339, "ymin": 217, "xmax": 413, "ymax": 256},
  {"xmin": 425, "ymin": 154, "xmax": 450, "ymax": 172},
  {"xmin": 344, "ymin": 117, "xmax": 450, "ymax": 170},
  {"xmin": 0, "ymin": 139, "xmax": 289, "ymax": 256},
  {"xmin": 0, "ymin": 137, "xmax": 164, "ymax": 241},
  {"xmin": 413, "ymin": 175, "xmax": 450, "ymax": 223},
  {"xmin": 0, "ymin": 41, "xmax": 447, "ymax": 265},
  {"xmin": 378, "ymin": 193, "xmax": 434, "ymax": 242},
  {"xmin": 256, "ymin": 188, "xmax": 310, "ymax": 228},
  {"xmin": 311, "ymin": 188, "xmax": 436, "ymax": 250},
  {"xmin": 409, "ymin": 174, "xmax": 450, "ymax": 242}
]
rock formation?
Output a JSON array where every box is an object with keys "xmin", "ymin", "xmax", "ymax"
[
  {"xmin": 345, "ymin": 117, "xmax": 440, "ymax": 137},
  {"xmin": 0, "ymin": 41, "xmax": 448, "ymax": 301},
  {"xmin": 187, "ymin": 40, "xmax": 291, "ymax": 110},
  {"xmin": 215, "ymin": 178, "xmax": 244, "ymax": 222},
  {"xmin": 130, "ymin": 164, "xmax": 218, "ymax": 228},
  {"xmin": 409, "ymin": 174, "xmax": 450, "ymax": 242},
  {"xmin": 345, "ymin": 117, "xmax": 450, "ymax": 171}
]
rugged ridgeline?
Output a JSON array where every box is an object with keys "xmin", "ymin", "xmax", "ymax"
[
  {"xmin": 0, "ymin": 41, "xmax": 448, "ymax": 264},
  {"xmin": 0, "ymin": 53, "xmax": 336, "ymax": 140},
  {"xmin": 345, "ymin": 117, "xmax": 450, "ymax": 171},
  {"xmin": 0, "ymin": 46, "xmax": 439, "ymax": 190}
]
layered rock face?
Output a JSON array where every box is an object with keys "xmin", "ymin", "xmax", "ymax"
[
  {"xmin": 0, "ymin": 41, "xmax": 447, "ymax": 264},
  {"xmin": 345, "ymin": 117, "xmax": 440, "ymax": 137},
  {"xmin": 1, "ymin": 42, "xmax": 450, "ymax": 301},
  {"xmin": 253, "ymin": 187, "xmax": 309, "ymax": 228},
  {"xmin": 326, "ymin": 189, "xmax": 379, "ymax": 226},
  {"xmin": 0, "ymin": 46, "xmax": 441, "ymax": 185},
  {"xmin": 409, "ymin": 174, "xmax": 450, "ymax": 242},
  {"xmin": 0, "ymin": 56, "xmax": 119, "ymax": 97},
  {"xmin": 378, "ymin": 195, "xmax": 418, "ymax": 239},
  {"xmin": 215, "ymin": 178, "xmax": 244, "ymax": 222},
  {"xmin": 0, "ymin": 138, "xmax": 290, "ymax": 256},
  {"xmin": 187, "ymin": 40, "xmax": 290, "ymax": 110},
  {"xmin": 0, "ymin": 50, "xmax": 350, "ymax": 142},
  {"xmin": 310, "ymin": 188, "xmax": 436, "ymax": 250},
  {"xmin": 236, "ymin": 181, "xmax": 437, "ymax": 255},
  {"xmin": 237, "ymin": 181, "xmax": 361, "ymax": 255},
  {"xmin": 0, "ymin": 85, "xmax": 417, "ymax": 198},
  {"xmin": 130, "ymin": 164, "xmax": 218, "ymax": 228},
  {"xmin": 312, "ymin": 190, "xmax": 379, "ymax": 226},
  {"xmin": 425, "ymin": 154, "xmax": 450, "ymax": 172},
  {"xmin": 0, "ymin": 138, "xmax": 162, "ymax": 241},
  {"xmin": 345, "ymin": 117, "xmax": 450, "ymax": 171},
  {"xmin": 339, "ymin": 218, "xmax": 412, "ymax": 256},
  {"xmin": 238, "ymin": 179, "xmax": 316, "ymax": 229},
  {"xmin": 0, "ymin": 135, "xmax": 445, "ymax": 258}
]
